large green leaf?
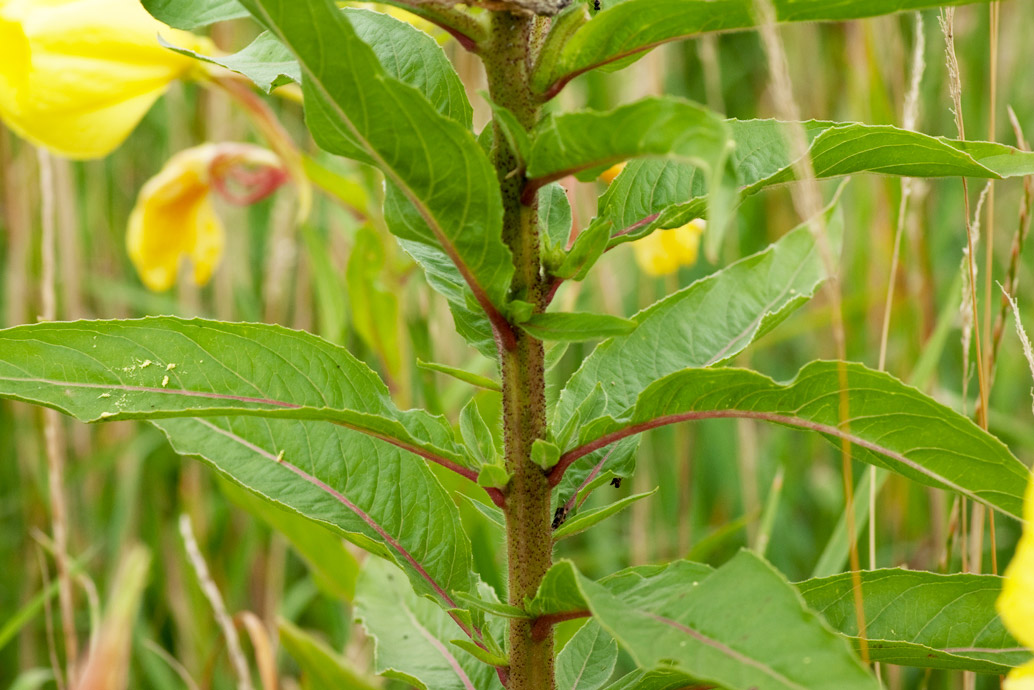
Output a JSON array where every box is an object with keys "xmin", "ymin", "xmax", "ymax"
[
  {"xmin": 599, "ymin": 120, "xmax": 1034, "ymax": 251},
  {"xmin": 527, "ymin": 97, "xmax": 730, "ymax": 185},
  {"xmin": 552, "ymin": 214, "xmax": 836, "ymax": 503},
  {"xmin": 532, "ymin": 0, "xmax": 996, "ymax": 97},
  {"xmin": 0, "ymin": 318, "xmax": 470, "ymax": 470},
  {"xmin": 530, "ymin": 554, "xmax": 878, "ymax": 690},
  {"xmin": 797, "ymin": 569, "xmax": 1031, "ymax": 673},
  {"xmin": 556, "ymin": 622, "xmax": 618, "ymax": 690},
  {"xmin": 168, "ymin": 8, "xmax": 473, "ymax": 126},
  {"xmin": 526, "ymin": 97, "xmax": 734, "ymax": 240},
  {"xmin": 560, "ymin": 361, "xmax": 1028, "ymax": 520},
  {"xmin": 239, "ymin": 0, "xmax": 512, "ymax": 328},
  {"xmin": 355, "ymin": 557, "xmax": 505, "ymax": 690},
  {"xmin": 0, "ymin": 318, "xmax": 485, "ymax": 612},
  {"xmin": 143, "ymin": 0, "xmax": 248, "ymax": 29}
]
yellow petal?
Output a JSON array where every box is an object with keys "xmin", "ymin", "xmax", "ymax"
[
  {"xmin": 600, "ymin": 162, "xmax": 627, "ymax": 185},
  {"xmin": 127, "ymin": 145, "xmax": 225, "ymax": 292},
  {"xmin": 631, "ymin": 220, "xmax": 706, "ymax": 277},
  {"xmin": 999, "ymin": 476, "xmax": 1034, "ymax": 652},
  {"xmin": 632, "ymin": 230, "xmax": 678, "ymax": 277},
  {"xmin": 1006, "ymin": 661, "xmax": 1034, "ymax": 690},
  {"xmin": 0, "ymin": 0, "xmax": 202, "ymax": 159},
  {"xmin": 661, "ymin": 219, "xmax": 705, "ymax": 266}
]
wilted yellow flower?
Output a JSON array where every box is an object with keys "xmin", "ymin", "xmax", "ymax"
[
  {"xmin": 632, "ymin": 220, "xmax": 706, "ymax": 277},
  {"xmin": 128, "ymin": 143, "xmax": 286, "ymax": 292},
  {"xmin": 998, "ymin": 475, "xmax": 1034, "ymax": 689},
  {"xmin": 0, "ymin": 0, "xmax": 207, "ymax": 159},
  {"xmin": 600, "ymin": 162, "xmax": 626, "ymax": 184}
]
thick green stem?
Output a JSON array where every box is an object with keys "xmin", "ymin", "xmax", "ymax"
[{"xmin": 483, "ymin": 11, "xmax": 554, "ymax": 689}]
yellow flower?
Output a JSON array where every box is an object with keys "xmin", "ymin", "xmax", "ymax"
[
  {"xmin": 999, "ymin": 475, "xmax": 1034, "ymax": 689},
  {"xmin": 632, "ymin": 220, "xmax": 706, "ymax": 277},
  {"xmin": 127, "ymin": 143, "xmax": 286, "ymax": 292},
  {"xmin": 600, "ymin": 162, "xmax": 626, "ymax": 184},
  {"xmin": 0, "ymin": 0, "xmax": 206, "ymax": 159}
]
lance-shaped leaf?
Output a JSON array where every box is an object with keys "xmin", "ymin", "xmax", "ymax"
[
  {"xmin": 797, "ymin": 569, "xmax": 1031, "ymax": 673},
  {"xmin": 532, "ymin": 0, "xmax": 997, "ymax": 98},
  {"xmin": 0, "ymin": 318, "xmax": 484, "ymax": 610},
  {"xmin": 599, "ymin": 120, "xmax": 1034, "ymax": 252},
  {"xmin": 143, "ymin": 0, "xmax": 248, "ymax": 29},
  {"xmin": 168, "ymin": 8, "xmax": 473, "ymax": 126},
  {"xmin": 602, "ymin": 669, "xmax": 700, "ymax": 690},
  {"xmin": 0, "ymin": 317, "xmax": 476, "ymax": 473},
  {"xmin": 526, "ymin": 97, "xmax": 733, "ymax": 238},
  {"xmin": 157, "ymin": 414, "xmax": 484, "ymax": 620},
  {"xmin": 552, "ymin": 213, "xmax": 836, "ymax": 503},
  {"xmin": 530, "ymin": 554, "xmax": 878, "ymax": 690},
  {"xmin": 553, "ymin": 490, "xmax": 656, "ymax": 541},
  {"xmin": 556, "ymin": 621, "xmax": 618, "ymax": 690},
  {"xmin": 557, "ymin": 361, "xmax": 1028, "ymax": 520},
  {"xmin": 239, "ymin": 0, "xmax": 512, "ymax": 333},
  {"xmin": 519, "ymin": 312, "xmax": 637, "ymax": 342},
  {"xmin": 356, "ymin": 557, "xmax": 505, "ymax": 690}
]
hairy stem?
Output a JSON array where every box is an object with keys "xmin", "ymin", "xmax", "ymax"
[{"xmin": 483, "ymin": 12, "xmax": 554, "ymax": 689}]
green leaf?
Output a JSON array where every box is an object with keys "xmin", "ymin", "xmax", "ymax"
[
  {"xmin": 169, "ymin": 7, "xmax": 474, "ymax": 120},
  {"xmin": 485, "ymin": 96, "xmax": 531, "ymax": 169},
  {"xmin": 597, "ymin": 158, "xmax": 705, "ymax": 246},
  {"xmin": 449, "ymin": 639, "xmax": 509, "ymax": 668},
  {"xmin": 355, "ymin": 558, "xmax": 504, "ymax": 690},
  {"xmin": 460, "ymin": 400, "xmax": 497, "ymax": 467},
  {"xmin": 143, "ymin": 0, "xmax": 248, "ymax": 29},
  {"xmin": 556, "ymin": 622, "xmax": 618, "ymax": 690},
  {"xmin": 539, "ymin": 182, "xmax": 574, "ymax": 254},
  {"xmin": 532, "ymin": 0, "xmax": 997, "ymax": 97},
  {"xmin": 797, "ymin": 569, "xmax": 1030, "ymax": 673},
  {"xmin": 601, "ymin": 669, "xmax": 697, "ymax": 690},
  {"xmin": 553, "ymin": 490, "xmax": 656, "ymax": 541},
  {"xmin": 519, "ymin": 312, "xmax": 637, "ymax": 342},
  {"xmin": 477, "ymin": 464, "xmax": 512, "ymax": 490},
  {"xmin": 0, "ymin": 318, "xmax": 482, "ymax": 607},
  {"xmin": 736, "ymin": 120, "xmax": 1034, "ymax": 191},
  {"xmin": 553, "ymin": 210, "xmax": 838, "ymax": 502},
  {"xmin": 240, "ymin": 0, "xmax": 512, "ymax": 330},
  {"xmin": 163, "ymin": 32, "xmax": 298, "ymax": 93},
  {"xmin": 221, "ymin": 480, "xmax": 359, "ymax": 601},
  {"xmin": 417, "ymin": 359, "xmax": 502, "ymax": 393},
  {"xmin": 453, "ymin": 592, "xmax": 531, "ymax": 620},
  {"xmin": 526, "ymin": 97, "xmax": 729, "ymax": 182},
  {"xmin": 527, "ymin": 97, "xmax": 733, "ymax": 240},
  {"xmin": 347, "ymin": 226, "xmax": 403, "ymax": 380},
  {"xmin": 598, "ymin": 120, "xmax": 1034, "ymax": 256},
  {"xmin": 0, "ymin": 317, "xmax": 470, "ymax": 469},
  {"xmin": 278, "ymin": 619, "xmax": 381, "ymax": 690},
  {"xmin": 531, "ymin": 554, "xmax": 878, "ymax": 690},
  {"xmin": 531, "ymin": 439, "xmax": 562, "ymax": 471},
  {"xmin": 568, "ymin": 361, "xmax": 1028, "ymax": 521},
  {"xmin": 553, "ymin": 219, "xmax": 612, "ymax": 280}
]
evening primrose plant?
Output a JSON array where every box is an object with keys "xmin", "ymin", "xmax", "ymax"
[{"xmin": 4, "ymin": 1, "xmax": 1034, "ymax": 689}]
